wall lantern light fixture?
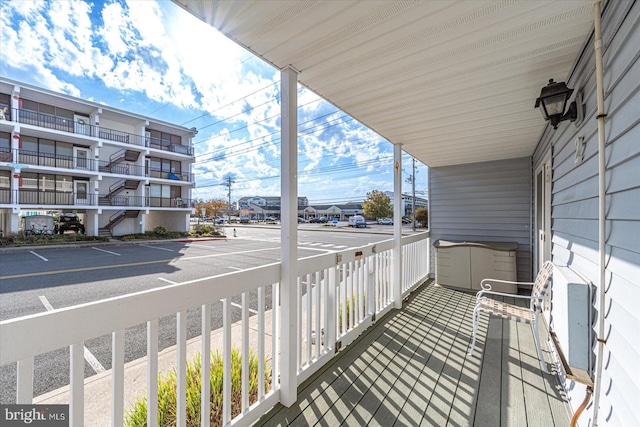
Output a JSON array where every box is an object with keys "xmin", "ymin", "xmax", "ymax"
[{"xmin": 535, "ymin": 79, "xmax": 578, "ymax": 129}]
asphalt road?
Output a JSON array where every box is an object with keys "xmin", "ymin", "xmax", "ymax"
[{"xmin": 0, "ymin": 224, "xmax": 402, "ymax": 402}]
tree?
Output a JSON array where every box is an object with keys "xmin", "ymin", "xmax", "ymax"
[
  {"xmin": 363, "ymin": 190, "xmax": 393, "ymax": 219},
  {"xmin": 193, "ymin": 199, "xmax": 228, "ymax": 218},
  {"xmin": 415, "ymin": 207, "xmax": 428, "ymax": 228}
]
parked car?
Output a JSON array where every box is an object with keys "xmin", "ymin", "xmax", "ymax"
[
  {"xmin": 297, "ymin": 217, "xmax": 307, "ymax": 223},
  {"xmin": 348, "ymin": 215, "xmax": 367, "ymax": 228},
  {"xmin": 310, "ymin": 217, "xmax": 328, "ymax": 223},
  {"xmin": 56, "ymin": 213, "xmax": 85, "ymax": 234},
  {"xmin": 402, "ymin": 218, "xmax": 411, "ymax": 224},
  {"xmin": 265, "ymin": 216, "xmax": 277, "ymax": 221},
  {"xmin": 378, "ymin": 218, "xmax": 393, "ymax": 225}
]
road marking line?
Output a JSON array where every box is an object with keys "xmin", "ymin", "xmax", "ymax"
[
  {"xmin": 38, "ymin": 295, "xmax": 54, "ymax": 311},
  {"xmin": 334, "ymin": 245, "xmax": 348, "ymax": 249},
  {"xmin": 30, "ymin": 251, "xmax": 48, "ymax": 262},
  {"xmin": 230, "ymin": 302, "xmax": 258, "ymax": 315},
  {"xmin": 92, "ymin": 247, "xmax": 121, "ymax": 256},
  {"xmin": 39, "ymin": 295, "xmax": 106, "ymax": 373},
  {"xmin": 139, "ymin": 244, "xmax": 174, "ymax": 252},
  {"xmin": 158, "ymin": 277, "xmax": 177, "ymax": 285},
  {"xmin": 188, "ymin": 244, "xmax": 216, "ymax": 249},
  {"xmin": 228, "ymin": 266, "xmax": 243, "ymax": 271},
  {"xmin": 1, "ymin": 247, "xmax": 281, "ymax": 280}
]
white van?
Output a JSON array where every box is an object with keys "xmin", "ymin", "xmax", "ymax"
[{"xmin": 348, "ymin": 215, "xmax": 367, "ymax": 228}]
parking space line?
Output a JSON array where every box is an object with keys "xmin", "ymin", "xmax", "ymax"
[
  {"xmin": 228, "ymin": 266, "xmax": 243, "ymax": 271},
  {"xmin": 139, "ymin": 244, "xmax": 174, "ymax": 252},
  {"xmin": 39, "ymin": 295, "xmax": 106, "ymax": 373},
  {"xmin": 30, "ymin": 251, "xmax": 48, "ymax": 262},
  {"xmin": 91, "ymin": 247, "xmax": 121, "ymax": 256},
  {"xmin": 230, "ymin": 302, "xmax": 258, "ymax": 315},
  {"xmin": 1, "ymin": 247, "xmax": 280, "ymax": 280},
  {"xmin": 158, "ymin": 277, "xmax": 177, "ymax": 285}
]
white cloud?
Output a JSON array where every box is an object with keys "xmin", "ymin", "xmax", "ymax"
[{"xmin": 0, "ymin": 0, "xmax": 397, "ymax": 203}]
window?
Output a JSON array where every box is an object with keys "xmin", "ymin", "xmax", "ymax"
[
  {"xmin": 146, "ymin": 129, "xmax": 182, "ymax": 151},
  {"xmin": 0, "ymin": 93, "xmax": 10, "ymax": 120},
  {"xmin": 0, "ymin": 170, "xmax": 10, "ymax": 188},
  {"xmin": 0, "ymin": 132, "xmax": 10, "ymax": 150}
]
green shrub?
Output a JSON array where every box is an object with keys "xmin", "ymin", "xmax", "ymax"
[
  {"xmin": 0, "ymin": 232, "xmax": 108, "ymax": 247},
  {"xmin": 119, "ymin": 231, "xmax": 188, "ymax": 241},
  {"xmin": 188, "ymin": 225, "xmax": 223, "ymax": 238},
  {"xmin": 154, "ymin": 226, "xmax": 167, "ymax": 236},
  {"xmin": 125, "ymin": 348, "xmax": 270, "ymax": 427}
]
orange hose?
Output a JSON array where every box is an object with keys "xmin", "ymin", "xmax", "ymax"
[{"xmin": 571, "ymin": 386, "xmax": 593, "ymax": 427}]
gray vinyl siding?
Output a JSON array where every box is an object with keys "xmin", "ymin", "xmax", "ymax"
[
  {"xmin": 429, "ymin": 157, "xmax": 532, "ymax": 282},
  {"xmin": 533, "ymin": 1, "xmax": 640, "ymax": 425}
]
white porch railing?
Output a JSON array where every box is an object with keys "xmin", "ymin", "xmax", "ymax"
[{"xmin": 0, "ymin": 232, "xmax": 430, "ymax": 427}]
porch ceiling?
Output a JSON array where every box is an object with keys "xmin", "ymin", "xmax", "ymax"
[{"xmin": 172, "ymin": 0, "xmax": 596, "ymax": 167}]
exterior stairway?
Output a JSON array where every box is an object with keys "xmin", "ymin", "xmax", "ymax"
[
  {"xmin": 98, "ymin": 210, "xmax": 140, "ymax": 237},
  {"xmin": 99, "ymin": 149, "xmax": 140, "ymax": 173},
  {"xmin": 100, "ymin": 179, "xmax": 140, "ymax": 205}
]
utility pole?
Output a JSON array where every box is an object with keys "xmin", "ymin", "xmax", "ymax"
[{"xmin": 223, "ymin": 177, "xmax": 235, "ymax": 217}]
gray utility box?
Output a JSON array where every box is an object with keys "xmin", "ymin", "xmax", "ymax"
[{"xmin": 433, "ymin": 240, "xmax": 518, "ymax": 293}]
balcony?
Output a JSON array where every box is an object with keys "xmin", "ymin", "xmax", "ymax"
[
  {"xmin": 98, "ymin": 194, "xmax": 192, "ymax": 208},
  {"xmin": 6, "ymin": 109, "xmax": 193, "ymax": 155},
  {"xmin": 0, "ymin": 234, "xmax": 432, "ymax": 426},
  {"xmin": 149, "ymin": 169, "xmax": 195, "ymax": 183},
  {"xmin": 148, "ymin": 137, "xmax": 194, "ymax": 156},
  {"xmin": 16, "ymin": 189, "xmax": 96, "ymax": 206}
]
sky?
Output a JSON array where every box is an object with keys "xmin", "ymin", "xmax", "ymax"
[{"xmin": 0, "ymin": 0, "xmax": 427, "ymax": 205}]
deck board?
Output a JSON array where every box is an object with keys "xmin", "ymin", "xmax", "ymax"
[{"xmin": 256, "ymin": 282, "xmax": 571, "ymax": 427}]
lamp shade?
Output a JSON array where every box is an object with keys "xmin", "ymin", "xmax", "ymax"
[{"xmin": 535, "ymin": 79, "xmax": 573, "ymax": 123}]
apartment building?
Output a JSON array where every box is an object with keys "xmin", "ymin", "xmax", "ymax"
[{"xmin": 0, "ymin": 78, "xmax": 195, "ymax": 237}]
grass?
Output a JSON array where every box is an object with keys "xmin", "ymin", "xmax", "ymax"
[{"xmin": 125, "ymin": 348, "xmax": 270, "ymax": 427}]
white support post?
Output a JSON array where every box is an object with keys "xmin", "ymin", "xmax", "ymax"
[
  {"xmin": 112, "ymin": 330, "xmax": 125, "ymax": 427},
  {"xmin": 393, "ymin": 143, "xmax": 403, "ymax": 309},
  {"xmin": 147, "ymin": 319, "xmax": 158, "ymax": 427},
  {"xmin": 176, "ymin": 311, "xmax": 187, "ymax": 427},
  {"xmin": 201, "ymin": 305, "xmax": 211, "ymax": 426},
  {"xmin": 16, "ymin": 357, "xmax": 33, "ymax": 404},
  {"xmin": 280, "ymin": 66, "xmax": 299, "ymax": 407},
  {"xmin": 70, "ymin": 343, "xmax": 84, "ymax": 427},
  {"xmin": 326, "ymin": 266, "xmax": 338, "ymax": 351}
]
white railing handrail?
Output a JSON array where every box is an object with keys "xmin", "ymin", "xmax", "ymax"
[
  {"xmin": 1, "ymin": 230, "xmax": 431, "ymax": 426},
  {"xmin": 0, "ymin": 262, "xmax": 281, "ymax": 365},
  {"xmin": 1, "ymin": 232, "xmax": 430, "ymax": 366}
]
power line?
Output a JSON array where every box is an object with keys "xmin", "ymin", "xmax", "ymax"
[{"xmin": 179, "ymin": 81, "xmax": 279, "ymax": 126}]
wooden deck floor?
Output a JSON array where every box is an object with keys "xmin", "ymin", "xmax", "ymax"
[{"xmin": 257, "ymin": 282, "xmax": 571, "ymax": 426}]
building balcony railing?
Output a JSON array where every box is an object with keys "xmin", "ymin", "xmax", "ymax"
[
  {"xmin": 97, "ymin": 161, "xmax": 146, "ymax": 177},
  {"xmin": 0, "ymin": 146, "xmax": 11, "ymax": 162},
  {"xmin": 17, "ymin": 149, "xmax": 96, "ymax": 171},
  {"xmin": 0, "ymin": 188, "xmax": 10, "ymax": 204},
  {"xmin": 10, "ymin": 189, "xmax": 191, "ymax": 208},
  {"xmin": 148, "ymin": 137, "xmax": 194, "ymax": 156},
  {"xmin": 98, "ymin": 194, "xmax": 191, "ymax": 208},
  {"xmin": 11, "ymin": 150, "xmax": 146, "ymax": 177},
  {"xmin": 0, "ymin": 233, "xmax": 430, "ymax": 426},
  {"xmin": 148, "ymin": 170, "xmax": 194, "ymax": 182},
  {"xmin": 16, "ymin": 189, "xmax": 97, "ymax": 206},
  {"xmin": 7, "ymin": 108, "xmax": 193, "ymax": 155}
]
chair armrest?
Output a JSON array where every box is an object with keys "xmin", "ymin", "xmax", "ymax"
[
  {"xmin": 480, "ymin": 278, "xmax": 534, "ymax": 291},
  {"xmin": 476, "ymin": 289, "xmax": 543, "ymax": 301}
]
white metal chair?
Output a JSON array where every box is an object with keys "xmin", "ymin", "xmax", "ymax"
[{"xmin": 468, "ymin": 260, "xmax": 554, "ymax": 373}]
